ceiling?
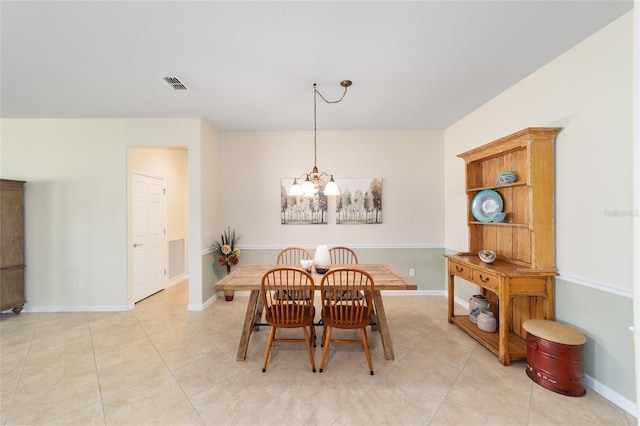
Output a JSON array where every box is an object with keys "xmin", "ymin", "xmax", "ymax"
[{"xmin": 0, "ymin": 1, "xmax": 633, "ymax": 131}]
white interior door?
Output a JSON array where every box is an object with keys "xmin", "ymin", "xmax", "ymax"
[{"xmin": 132, "ymin": 173, "xmax": 167, "ymax": 302}]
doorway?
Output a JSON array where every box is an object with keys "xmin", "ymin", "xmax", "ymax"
[
  {"xmin": 127, "ymin": 146, "xmax": 189, "ymax": 305},
  {"xmin": 132, "ymin": 173, "xmax": 167, "ymax": 302}
]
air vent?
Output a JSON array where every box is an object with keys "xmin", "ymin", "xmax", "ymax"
[{"xmin": 161, "ymin": 76, "xmax": 188, "ymax": 90}]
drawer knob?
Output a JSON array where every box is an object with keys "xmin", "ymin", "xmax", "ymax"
[
  {"xmin": 479, "ymin": 274, "xmax": 491, "ymax": 283},
  {"xmin": 455, "ymin": 266, "xmax": 464, "ymax": 273}
]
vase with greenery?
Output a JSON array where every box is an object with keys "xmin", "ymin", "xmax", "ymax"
[{"xmin": 213, "ymin": 226, "xmax": 240, "ymax": 300}]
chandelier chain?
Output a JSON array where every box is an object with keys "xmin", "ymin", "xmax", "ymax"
[
  {"xmin": 312, "ymin": 83, "xmax": 350, "ymax": 169},
  {"xmin": 314, "ymin": 84, "xmax": 349, "ymax": 104},
  {"xmin": 287, "ymin": 80, "xmax": 350, "ymax": 198},
  {"xmin": 314, "ymin": 86, "xmax": 318, "ymax": 169}
]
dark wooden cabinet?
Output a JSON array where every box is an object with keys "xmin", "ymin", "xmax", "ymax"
[{"xmin": 1, "ymin": 179, "xmax": 26, "ymax": 314}]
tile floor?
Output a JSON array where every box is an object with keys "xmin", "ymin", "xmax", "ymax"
[{"xmin": 0, "ymin": 281, "xmax": 636, "ymax": 425}]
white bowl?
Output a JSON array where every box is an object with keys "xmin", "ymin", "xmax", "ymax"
[
  {"xmin": 478, "ymin": 250, "xmax": 496, "ymax": 264},
  {"xmin": 300, "ymin": 259, "xmax": 314, "ymax": 271}
]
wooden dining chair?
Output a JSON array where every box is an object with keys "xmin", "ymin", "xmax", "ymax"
[
  {"xmin": 329, "ymin": 246, "xmax": 358, "ymax": 264},
  {"xmin": 324, "ymin": 247, "xmax": 362, "ymax": 306},
  {"xmin": 261, "ymin": 267, "xmax": 317, "ymax": 373},
  {"xmin": 319, "ymin": 268, "xmax": 375, "ymax": 375},
  {"xmin": 273, "ymin": 247, "xmax": 314, "ymax": 307},
  {"xmin": 276, "ymin": 247, "xmax": 313, "ymax": 265}
]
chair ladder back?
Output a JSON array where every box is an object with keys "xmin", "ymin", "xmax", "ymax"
[
  {"xmin": 329, "ymin": 246, "xmax": 359, "ymax": 264},
  {"xmin": 319, "ymin": 267, "xmax": 376, "ymax": 375},
  {"xmin": 276, "ymin": 247, "xmax": 313, "ymax": 265},
  {"xmin": 262, "ymin": 268, "xmax": 314, "ymax": 324},
  {"xmin": 321, "ymin": 268, "xmax": 373, "ymax": 326}
]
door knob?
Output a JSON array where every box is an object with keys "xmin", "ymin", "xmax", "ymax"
[{"xmin": 133, "ymin": 242, "xmax": 144, "ymax": 247}]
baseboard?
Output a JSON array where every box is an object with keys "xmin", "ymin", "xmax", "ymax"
[
  {"xmin": 19, "ymin": 303, "xmax": 134, "ymax": 312},
  {"xmin": 585, "ymin": 374, "xmax": 637, "ymax": 416},
  {"xmin": 187, "ymin": 292, "xmax": 219, "ymax": 311},
  {"xmin": 235, "ymin": 244, "xmax": 444, "ymax": 250},
  {"xmin": 449, "ymin": 296, "xmax": 636, "ymax": 416},
  {"xmin": 454, "ymin": 295, "xmax": 470, "ymax": 309},
  {"xmin": 168, "ymin": 274, "xmax": 188, "ymax": 288},
  {"xmin": 381, "ymin": 289, "xmax": 446, "ymax": 296},
  {"xmin": 205, "ymin": 289, "xmax": 444, "ymax": 301}
]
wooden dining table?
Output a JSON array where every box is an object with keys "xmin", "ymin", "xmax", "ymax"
[{"xmin": 213, "ymin": 263, "xmax": 417, "ymax": 361}]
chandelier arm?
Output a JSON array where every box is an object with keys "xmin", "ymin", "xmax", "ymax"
[{"xmin": 293, "ymin": 172, "xmax": 310, "ymax": 181}]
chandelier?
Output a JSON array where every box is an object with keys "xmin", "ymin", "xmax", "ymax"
[{"xmin": 288, "ymin": 80, "xmax": 352, "ymax": 197}]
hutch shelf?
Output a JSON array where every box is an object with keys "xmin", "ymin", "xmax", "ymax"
[{"xmin": 445, "ymin": 127, "xmax": 561, "ymax": 365}]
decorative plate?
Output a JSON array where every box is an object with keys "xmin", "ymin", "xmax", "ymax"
[{"xmin": 471, "ymin": 190, "xmax": 503, "ymax": 222}]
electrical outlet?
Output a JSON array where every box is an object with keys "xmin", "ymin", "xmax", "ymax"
[
  {"xmin": 409, "ymin": 268, "xmax": 415, "ymax": 277},
  {"xmin": 71, "ymin": 280, "xmax": 78, "ymax": 289}
]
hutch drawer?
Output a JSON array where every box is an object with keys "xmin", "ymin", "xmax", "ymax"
[
  {"xmin": 471, "ymin": 269, "xmax": 499, "ymax": 292},
  {"xmin": 448, "ymin": 260, "xmax": 471, "ymax": 280}
]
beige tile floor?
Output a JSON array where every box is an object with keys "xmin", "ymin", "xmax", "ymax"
[{"xmin": 1, "ymin": 281, "xmax": 636, "ymax": 425}]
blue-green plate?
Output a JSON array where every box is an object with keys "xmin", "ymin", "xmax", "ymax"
[{"xmin": 471, "ymin": 190, "xmax": 503, "ymax": 222}]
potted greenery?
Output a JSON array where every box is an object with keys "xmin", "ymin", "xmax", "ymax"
[{"xmin": 213, "ymin": 226, "xmax": 240, "ymax": 301}]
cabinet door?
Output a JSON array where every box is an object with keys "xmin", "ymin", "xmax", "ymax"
[
  {"xmin": 0, "ymin": 267, "xmax": 25, "ymax": 310},
  {"xmin": 0, "ymin": 184, "xmax": 25, "ymax": 268}
]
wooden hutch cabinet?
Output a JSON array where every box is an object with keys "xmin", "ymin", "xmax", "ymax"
[
  {"xmin": 445, "ymin": 128, "xmax": 560, "ymax": 365},
  {"xmin": 1, "ymin": 179, "xmax": 26, "ymax": 314}
]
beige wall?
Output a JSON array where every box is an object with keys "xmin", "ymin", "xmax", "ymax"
[
  {"xmin": 215, "ymin": 131, "xmax": 444, "ymax": 247},
  {"xmin": 198, "ymin": 120, "xmax": 219, "ymax": 304},
  {"xmin": 210, "ymin": 130, "xmax": 446, "ymax": 291}
]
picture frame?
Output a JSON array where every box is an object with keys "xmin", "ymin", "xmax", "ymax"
[
  {"xmin": 280, "ymin": 178, "xmax": 328, "ymax": 224},
  {"xmin": 335, "ymin": 177, "xmax": 383, "ymax": 224}
]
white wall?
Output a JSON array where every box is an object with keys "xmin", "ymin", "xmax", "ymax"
[
  {"xmin": 215, "ymin": 131, "xmax": 444, "ymax": 248},
  {"xmin": 0, "ymin": 118, "xmax": 210, "ymax": 309},
  {"xmin": 445, "ymin": 11, "xmax": 634, "ymax": 295}
]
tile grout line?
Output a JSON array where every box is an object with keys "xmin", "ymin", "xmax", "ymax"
[
  {"xmin": 1, "ymin": 313, "xmax": 38, "ymax": 426},
  {"xmin": 86, "ymin": 313, "xmax": 109, "ymax": 426},
  {"xmin": 425, "ymin": 341, "xmax": 476, "ymax": 425},
  {"xmin": 136, "ymin": 299, "xmax": 210, "ymax": 426}
]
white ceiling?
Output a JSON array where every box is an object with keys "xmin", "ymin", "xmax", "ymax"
[{"xmin": 0, "ymin": 1, "xmax": 633, "ymax": 131}]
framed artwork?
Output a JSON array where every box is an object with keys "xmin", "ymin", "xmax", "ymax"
[
  {"xmin": 335, "ymin": 178, "xmax": 383, "ymax": 224},
  {"xmin": 280, "ymin": 178, "xmax": 328, "ymax": 224}
]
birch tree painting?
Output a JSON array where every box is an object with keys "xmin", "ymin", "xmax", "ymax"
[
  {"xmin": 280, "ymin": 178, "xmax": 328, "ymax": 224},
  {"xmin": 336, "ymin": 178, "xmax": 382, "ymax": 224}
]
